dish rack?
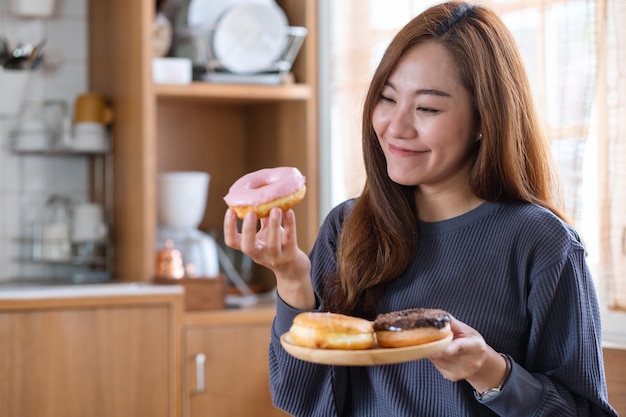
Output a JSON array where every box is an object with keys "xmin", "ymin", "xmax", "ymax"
[{"xmin": 172, "ymin": 25, "xmax": 307, "ymax": 85}]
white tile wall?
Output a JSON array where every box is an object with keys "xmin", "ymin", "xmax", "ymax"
[{"xmin": 0, "ymin": 0, "xmax": 91, "ymax": 281}]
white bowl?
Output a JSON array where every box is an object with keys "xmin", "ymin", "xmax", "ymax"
[{"xmin": 152, "ymin": 57, "xmax": 192, "ymax": 85}]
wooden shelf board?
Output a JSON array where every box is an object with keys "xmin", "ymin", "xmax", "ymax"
[{"xmin": 156, "ymin": 82, "xmax": 312, "ymax": 103}]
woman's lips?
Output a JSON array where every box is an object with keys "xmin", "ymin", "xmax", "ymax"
[{"xmin": 388, "ymin": 143, "xmax": 428, "ymax": 157}]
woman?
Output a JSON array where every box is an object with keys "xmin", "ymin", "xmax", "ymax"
[{"xmin": 223, "ymin": 2, "xmax": 617, "ymax": 416}]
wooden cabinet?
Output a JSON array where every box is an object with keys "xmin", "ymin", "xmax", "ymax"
[
  {"xmin": 0, "ymin": 287, "xmax": 287, "ymax": 417},
  {"xmin": 183, "ymin": 304, "xmax": 289, "ymax": 417},
  {"xmin": 88, "ymin": 0, "xmax": 319, "ymax": 284},
  {"xmin": 0, "ymin": 287, "xmax": 184, "ymax": 417},
  {"xmin": 604, "ymin": 347, "xmax": 626, "ymax": 416}
]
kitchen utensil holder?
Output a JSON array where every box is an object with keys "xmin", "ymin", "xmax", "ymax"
[{"xmin": 173, "ymin": 25, "xmax": 307, "ymax": 85}]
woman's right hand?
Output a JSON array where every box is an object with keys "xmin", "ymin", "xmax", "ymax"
[{"xmin": 223, "ymin": 207, "xmax": 316, "ymax": 310}]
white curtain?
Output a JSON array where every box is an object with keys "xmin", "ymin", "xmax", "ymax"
[{"xmin": 605, "ymin": 0, "xmax": 626, "ymax": 309}]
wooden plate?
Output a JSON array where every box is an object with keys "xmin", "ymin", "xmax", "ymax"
[{"xmin": 280, "ymin": 332, "xmax": 452, "ymax": 366}]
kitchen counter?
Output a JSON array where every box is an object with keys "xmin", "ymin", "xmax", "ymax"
[
  {"xmin": 0, "ymin": 281, "xmax": 182, "ymax": 298},
  {"xmin": 0, "ymin": 280, "xmax": 184, "ymax": 310},
  {"xmin": 0, "ymin": 280, "xmax": 275, "ymax": 321}
]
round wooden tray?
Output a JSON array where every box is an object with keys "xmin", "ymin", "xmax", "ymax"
[{"xmin": 280, "ymin": 332, "xmax": 452, "ymax": 366}]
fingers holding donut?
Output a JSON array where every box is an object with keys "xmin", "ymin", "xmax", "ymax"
[
  {"xmin": 224, "ymin": 205, "xmax": 309, "ymax": 279},
  {"xmin": 223, "ymin": 207, "xmax": 263, "ymax": 258},
  {"xmin": 223, "ymin": 208, "xmax": 242, "ymax": 250},
  {"xmin": 240, "ymin": 210, "xmax": 264, "ymax": 253},
  {"xmin": 223, "ymin": 207, "xmax": 267, "ymax": 252},
  {"xmin": 271, "ymin": 208, "xmax": 299, "ymax": 250},
  {"xmin": 258, "ymin": 208, "xmax": 310, "ymax": 279},
  {"xmin": 265, "ymin": 208, "xmax": 287, "ymax": 256}
]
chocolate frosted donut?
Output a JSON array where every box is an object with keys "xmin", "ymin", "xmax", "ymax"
[
  {"xmin": 374, "ymin": 308, "xmax": 451, "ymax": 331},
  {"xmin": 373, "ymin": 308, "xmax": 452, "ymax": 348}
]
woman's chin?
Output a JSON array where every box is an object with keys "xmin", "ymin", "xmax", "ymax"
[{"xmin": 387, "ymin": 170, "xmax": 421, "ymax": 187}]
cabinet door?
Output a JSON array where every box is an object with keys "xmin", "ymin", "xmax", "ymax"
[
  {"xmin": 185, "ymin": 322, "xmax": 289, "ymax": 417},
  {"xmin": 0, "ymin": 305, "xmax": 174, "ymax": 417}
]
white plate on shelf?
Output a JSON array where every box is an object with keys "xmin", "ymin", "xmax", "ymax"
[
  {"xmin": 187, "ymin": 0, "xmax": 275, "ymax": 28},
  {"xmin": 212, "ymin": 2, "xmax": 289, "ymax": 74}
]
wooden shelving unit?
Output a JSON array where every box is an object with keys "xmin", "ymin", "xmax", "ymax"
[{"xmin": 88, "ymin": 0, "xmax": 319, "ymax": 284}]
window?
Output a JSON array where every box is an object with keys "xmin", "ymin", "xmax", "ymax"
[{"xmin": 319, "ymin": 0, "xmax": 626, "ymax": 342}]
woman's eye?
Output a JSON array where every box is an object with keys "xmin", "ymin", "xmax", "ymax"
[
  {"xmin": 416, "ymin": 106, "xmax": 439, "ymax": 114},
  {"xmin": 379, "ymin": 94, "xmax": 395, "ymax": 103}
]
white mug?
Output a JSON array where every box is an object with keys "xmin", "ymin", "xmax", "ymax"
[
  {"xmin": 41, "ymin": 223, "xmax": 72, "ymax": 260},
  {"xmin": 71, "ymin": 203, "xmax": 108, "ymax": 242},
  {"xmin": 14, "ymin": 105, "xmax": 50, "ymax": 150},
  {"xmin": 70, "ymin": 122, "xmax": 108, "ymax": 151}
]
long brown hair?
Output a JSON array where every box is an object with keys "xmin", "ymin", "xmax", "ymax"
[{"xmin": 322, "ymin": 1, "xmax": 566, "ymax": 318}]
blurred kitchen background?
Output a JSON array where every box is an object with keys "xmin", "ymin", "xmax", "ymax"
[
  {"xmin": 0, "ymin": 0, "xmax": 625, "ymax": 322},
  {"xmin": 0, "ymin": 0, "xmax": 96, "ymax": 281}
]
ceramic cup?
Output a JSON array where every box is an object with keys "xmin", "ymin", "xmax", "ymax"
[
  {"xmin": 41, "ymin": 223, "xmax": 72, "ymax": 260},
  {"xmin": 13, "ymin": 103, "xmax": 50, "ymax": 150},
  {"xmin": 71, "ymin": 203, "xmax": 108, "ymax": 242},
  {"xmin": 71, "ymin": 122, "xmax": 108, "ymax": 151},
  {"xmin": 14, "ymin": 120, "xmax": 49, "ymax": 150},
  {"xmin": 73, "ymin": 92, "xmax": 114, "ymax": 125}
]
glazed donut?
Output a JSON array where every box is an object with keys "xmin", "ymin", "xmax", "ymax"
[
  {"xmin": 373, "ymin": 308, "xmax": 452, "ymax": 348},
  {"xmin": 289, "ymin": 312, "xmax": 376, "ymax": 350},
  {"xmin": 223, "ymin": 166, "xmax": 306, "ymax": 219}
]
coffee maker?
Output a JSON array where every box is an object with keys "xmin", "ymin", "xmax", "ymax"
[{"xmin": 156, "ymin": 171, "xmax": 219, "ymax": 277}]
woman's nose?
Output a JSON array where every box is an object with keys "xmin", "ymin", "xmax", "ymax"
[{"xmin": 388, "ymin": 107, "xmax": 417, "ymax": 139}]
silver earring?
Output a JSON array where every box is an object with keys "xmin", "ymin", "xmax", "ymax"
[{"xmin": 477, "ymin": 133, "xmax": 483, "ymax": 141}]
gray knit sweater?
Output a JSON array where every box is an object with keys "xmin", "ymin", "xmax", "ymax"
[{"xmin": 269, "ymin": 200, "xmax": 618, "ymax": 416}]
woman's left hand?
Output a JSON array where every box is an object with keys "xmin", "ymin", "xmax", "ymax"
[{"xmin": 429, "ymin": 317, "xmax": 509, "ymax": 394}]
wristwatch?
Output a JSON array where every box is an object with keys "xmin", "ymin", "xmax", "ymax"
[{"xmin": 474, "ymin": 353, "xmax": 511, "ymax": 402}]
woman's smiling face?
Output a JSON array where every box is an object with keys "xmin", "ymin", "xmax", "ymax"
[{"xmin": 372, "ymin": 41, "xmax": 478, "ymax": 190}]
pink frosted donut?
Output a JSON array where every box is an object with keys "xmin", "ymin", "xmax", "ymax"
[{"xmin": 223, "ymin": 166, "xmax": 306, "ymax": 219}]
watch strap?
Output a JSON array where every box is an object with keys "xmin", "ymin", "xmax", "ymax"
[{"xmin": 474, "ymin": 353, "xmax": 511, "ymax": 401}]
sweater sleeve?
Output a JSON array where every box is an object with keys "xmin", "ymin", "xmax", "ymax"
[
  {"xmin": 268, "ymin": 202, "xmax": 353, "ymax": 417},
  {"xmin": 268, "ymin": 296, "xmax": 347, "ymax": 417},
  {"xmin": 482, "ymin": 241, "xmax": 618, "ymax": 416}
]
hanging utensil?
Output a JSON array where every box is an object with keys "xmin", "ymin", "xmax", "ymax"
[
  {"xmin": 0, "ymin": 37, "xmax": 9, "ymax": 67},
  {"xmin": 26, "ymin": 39, "xmax": 46, "ymax": 69}
]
